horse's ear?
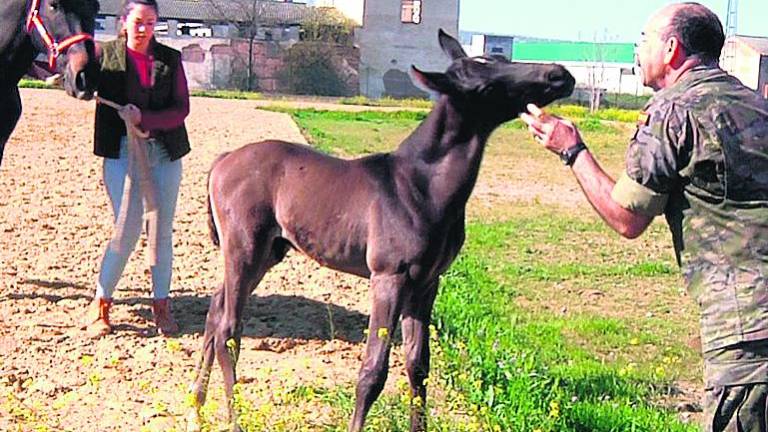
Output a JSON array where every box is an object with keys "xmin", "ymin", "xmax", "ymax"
[
  {"xmin": 438, "ymin": 28, "xmax": 467, "ymax": 60},
  {"xmin": 411, "ymin": 66, "xmax": 453, "ymax": 94}
]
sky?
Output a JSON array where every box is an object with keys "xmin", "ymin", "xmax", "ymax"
[{"xmin": 459, "ymin": 0, "xmax": 768, "ymax": 43}]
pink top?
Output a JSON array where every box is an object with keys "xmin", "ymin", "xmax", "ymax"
[{"xmin": 126, "ymin": 46, "xmax": 190, "ymax": 133}]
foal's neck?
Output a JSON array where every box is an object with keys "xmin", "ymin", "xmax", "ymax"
[
  {"xmin": 393, "ymin": 96, "xmax": 493, "ymax": 217},
  {"xmin": 395, "ymin": 96, "xmax": 490, "ymax": 161}
]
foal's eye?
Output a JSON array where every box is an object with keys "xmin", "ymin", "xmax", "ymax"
[{"xmin": 49, "ymin": 1, "xmax": 60, "ymax": 11}]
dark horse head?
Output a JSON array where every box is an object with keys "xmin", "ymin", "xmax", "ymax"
[
  {"xmin": 411, "ymin": 29, "xmax": 575, "ymax": 130},
  {"xmin": 25, "ymin": 0, "xmax": 100, "ymax": 99}
]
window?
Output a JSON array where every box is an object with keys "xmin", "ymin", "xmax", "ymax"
[{"xmin": 401, "ymin": 0, "xmax": 422, "ymax": 24}]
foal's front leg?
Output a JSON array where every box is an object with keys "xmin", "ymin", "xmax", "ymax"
[
  {"xmin": 401, "ymin": 279, "xmax": 439, "ymax": 432},
  {"xmin": 349, "ymin": 272, "xmax": 407, "ymax": 432},
  {"xmin": 187, "ymin": 286, "xmax": 225, "ymax": 432}
]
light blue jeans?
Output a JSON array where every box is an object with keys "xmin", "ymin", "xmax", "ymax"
[{"xmin": 96, "ymin": 137, "xmax": 182, "ymax": 300}]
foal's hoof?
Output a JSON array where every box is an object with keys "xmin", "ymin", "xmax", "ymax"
[{"xmin": 185, "ymin": 408, "xmax": 202, "ymax": 432}]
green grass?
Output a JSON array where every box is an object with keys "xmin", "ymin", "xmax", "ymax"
[
  {"xmin": 190, "ymin": 89, "xmax": 264, "ymax": 100},
  {"xmin": 338, "ymin": 95, "xmax": 434, "ymax": 109},
  {"xmin": 18, "ymin": 78, "xmax": 53, "ymax": 89},
  {"xmin": 430, "ymin": 220, "xmax": 697, "ymax": 432}
]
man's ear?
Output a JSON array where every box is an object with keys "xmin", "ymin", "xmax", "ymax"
[
  {"xmin": 664, "ymin": 36, "xmax": 684, "ymax": 65},
  {"xmin": 411, "ymin": 66, "xmax": 453, "ymax": 94}
]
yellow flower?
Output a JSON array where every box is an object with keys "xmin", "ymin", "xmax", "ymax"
[
  {"xmin": 429, "ymin": 324, "xmax": 438, "ymax": 340},
  {"xmin": 377, "ymin": 327, "xmax": 389, "ymax": 339},
  {"xmin": 549, "ymin": 400, "xmax": 561, "ymax": 419},
  {"xmin": 80, "ymin": 355, "xmax": 94, "ymax": 367},
  {"xmin": 166, "ymin": 340, "xmax": 182, "ymax": 353},
  {"xmin": 108, "ymin": 354, "xmax": 120, "ymax": 367},
  {"xmin": 226, "ymin": 338, "xmax": 238, "ymax": 351}
]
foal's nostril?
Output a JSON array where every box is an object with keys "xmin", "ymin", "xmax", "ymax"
[{"xmin": 76, "ymin": 71, "xmax": 88, "ymax": 92}]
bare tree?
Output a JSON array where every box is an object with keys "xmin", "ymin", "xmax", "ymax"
[
  {"xmin": 585, "ymin": 39, "xmax": 607, "ymax": 113},
  {"xmin": 206, "ymin": 0, "xmax": 271, "ymax": 91}
]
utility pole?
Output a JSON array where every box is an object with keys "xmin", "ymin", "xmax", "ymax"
[{"xmin": 722, "ymin": 0, "xmax": 738, "ymax": 72}]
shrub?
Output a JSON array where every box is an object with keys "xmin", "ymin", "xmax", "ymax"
[{"xmin": 280, "ymin": 42, "xmax": 351, "ymax": 96}]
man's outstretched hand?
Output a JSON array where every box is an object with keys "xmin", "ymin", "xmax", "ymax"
[{"xmin": 520, "ymin": 104, "xmax": 583, "ymax": 156}]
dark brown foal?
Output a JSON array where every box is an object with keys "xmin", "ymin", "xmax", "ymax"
[{"xmin": 188, "ymin": 29, "xmax": 575, "ymax": 432}]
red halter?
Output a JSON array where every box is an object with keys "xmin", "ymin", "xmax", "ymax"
[{"xmin": 25, "ymin": 0, "xmax": 94, "ymax": 70}]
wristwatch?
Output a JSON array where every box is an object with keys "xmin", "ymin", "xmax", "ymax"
[{"xmin": 559, "ymin": 141, "xmax": 588, "ymax": 166}]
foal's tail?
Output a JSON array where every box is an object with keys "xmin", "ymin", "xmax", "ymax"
[{"xmin": 207, "ymin": 152, "xmax": 231, "ymax": 248}]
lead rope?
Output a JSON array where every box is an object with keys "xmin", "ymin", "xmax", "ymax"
[{"xmin": 96, "ymin": 96, "xmax": 159, "ymax": 266}]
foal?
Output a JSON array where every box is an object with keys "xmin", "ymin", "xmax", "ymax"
[{"xmin": 190, "ymin": 30, "xmax": 575, "ymax": 432}]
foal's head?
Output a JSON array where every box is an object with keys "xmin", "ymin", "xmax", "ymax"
[{"xmin": 412, "ymin": 30, "xmax": 575, "ymax": 127}]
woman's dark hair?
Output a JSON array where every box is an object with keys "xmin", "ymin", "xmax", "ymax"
[
  {"xmin": 118, "ymin": 0, "xmax": 159, "ymax": 36},
  {"xmin": 663, "ymin": 2, "xmax": 725, "ymax": 63},
  {"xmin": 120, "ymin": 0, "xmax": 159, "ymax": 19}
]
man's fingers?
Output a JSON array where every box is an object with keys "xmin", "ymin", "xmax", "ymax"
[
  {"xmin": 519, "ymin": 112, "xmax": 536, "ymax": 126},
  {"xmin": 526, "ymin": 104, "xmax": 544, "ymax": 118},
  {"xmin": 527, "ymin": 123, "xmax": 545, "ymax": 137}
]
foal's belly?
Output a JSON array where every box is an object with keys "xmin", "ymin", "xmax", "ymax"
[{"xmin": 280, "ymin": 220, "xmax": 371, "ymax": 279}]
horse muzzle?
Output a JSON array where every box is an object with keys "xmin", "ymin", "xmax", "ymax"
[{"xmin": 63, "ymin": 45, "xmax": 98, "ymax": 100}]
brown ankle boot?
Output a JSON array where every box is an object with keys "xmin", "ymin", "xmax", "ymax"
[
  {"xmin": 152, "ymin": 298, "xmax": 179, "ymax": 336},
  {"xmin": 82, "ymin": 297, "xmax": 112, "ymax": 338}
]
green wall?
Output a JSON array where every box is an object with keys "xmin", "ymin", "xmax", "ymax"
[{"xmin": 512, "ymin": 41, "xmax": 636, "ymax": 63}]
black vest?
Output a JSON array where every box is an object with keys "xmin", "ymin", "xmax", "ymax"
[{"xmin": 94, "ymin": 38, "xmax": 190, "ymax": 161}]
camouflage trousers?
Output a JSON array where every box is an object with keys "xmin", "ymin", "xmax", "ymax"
[
  {"xmin": 704, "ymin": 340, "xmax": 768, "ymax": 432},
  {"xmin": 705, "ymin": 383, "xmax": 768, "ymax": 432}
]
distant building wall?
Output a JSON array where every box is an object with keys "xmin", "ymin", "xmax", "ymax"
[
  {"xmin": 760, "ymin": 55, "xmax": 768, "ymax": 98},
  {"xmin": 357, "ymin": 0, "xmax": 459, "ymax": 98},
  {"xmin": 728, "ymin": 40, "xmax": 761, "ymax": 90},
  {"xmin": 556, "ymin": 62, "xmax": 648, "ymax": 96},
  {"xmin": 460, "ymin": 34, "xmax": 514, "ymax": 58},
  {"xmin": 95, "ymin": 34, "xmax": 359, "ymax": 93},
  {"xmin": 484, "ymin": 35, "xmax": 513, "ymax": 58}
]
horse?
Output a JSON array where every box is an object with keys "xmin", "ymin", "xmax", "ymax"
[
  {"xmin": 0, "ymin": 0, "xmax": 99, "ymax": 166},
  {"xmin": 188, "ymin": 30, "xmax": 575, "ymax": 432}
]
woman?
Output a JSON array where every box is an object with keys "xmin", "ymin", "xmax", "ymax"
[{"xmin": 82, "ymin": 0, "xmax": 190, "ymax": 337}]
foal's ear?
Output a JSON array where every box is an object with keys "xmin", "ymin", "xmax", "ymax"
[
  {"xmin": 438, "ymin": 28, "xmax": 467, "ymax": 60},
  {"xmin": 411, "ymin": 66, "xmax": 453, "ymax": 94}
]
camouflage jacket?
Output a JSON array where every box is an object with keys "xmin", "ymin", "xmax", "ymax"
[{"xmin": 611, "ymin": 65, "xmax": 768, "ymax": 355}]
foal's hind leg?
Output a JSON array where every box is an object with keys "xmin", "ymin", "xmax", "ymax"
[
  {"xmin": 401, "ymin": 279, "xmax": 439, "ymax": 432},
  {"xmin": 349, "ymin": 272, "xmax": 407, "ymax": 432},
  {"xmin": 0, "ymin": 86, "xmax": 22, "ymax": 166},
  {"xmin": 214, "ymin": 233, "xmax": 277, "ymax": 431}
]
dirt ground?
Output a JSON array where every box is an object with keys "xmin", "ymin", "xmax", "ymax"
[{"xmin": 0, "ymin": 89, "xmax": 690, "ymax": 431}]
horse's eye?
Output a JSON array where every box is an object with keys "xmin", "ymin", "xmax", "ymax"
[{"xmin": 49, "ymin": 1, "xmax": 60, "ymax": 11}]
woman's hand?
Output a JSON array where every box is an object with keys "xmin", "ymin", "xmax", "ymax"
[{"xmin": 118, "ymin": 103, "xmax": 142, "ymax": 126}]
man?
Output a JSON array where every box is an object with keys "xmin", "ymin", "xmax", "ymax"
[{"xmin": 520, "ymin": 3, "xmax": 768, "ymax": 431}]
